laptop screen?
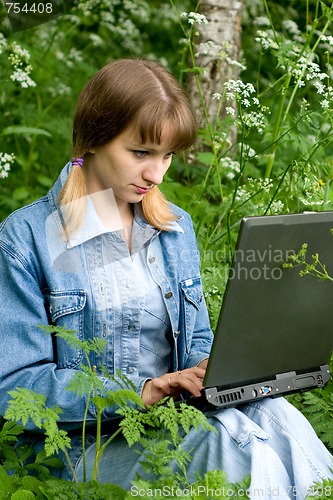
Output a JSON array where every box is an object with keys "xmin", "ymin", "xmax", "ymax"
[{"xmin": 204, "ymin": 211, "xmax": 333, "ymax": 389}]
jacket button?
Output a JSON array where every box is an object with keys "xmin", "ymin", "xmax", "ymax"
[
  {"xmin": 149, "ymin": 256, "xmax": 156, "ymax": 263},
  {"xmin": 165, "ymin": 291, "xmax": 173, "ymax": 299}
]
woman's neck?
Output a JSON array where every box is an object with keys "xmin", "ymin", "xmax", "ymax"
[{"xmin": 87, "ymin": 189, "xmax": 134, "ymax": 250}]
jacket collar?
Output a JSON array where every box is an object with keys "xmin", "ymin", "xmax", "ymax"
[{"xmin": 48, "ymin": 162, "xmax": 184, "ymax": 249}]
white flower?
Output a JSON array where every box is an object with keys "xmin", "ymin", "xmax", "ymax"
[
  {"xmin": 282, "ymin": 20, "xmax": 301, "ymax": 35},
  {"xmin": 321, "ymin": 35, "xmax": 333, "ymax": 46},
  {"xmin": 0, "ymin": 33, "xmax": 7, "ymax": 55},
  {"xmin": 68, "ymin": 48, "xmax": 83, "ymax": 63},
  {"xmin": 46, "ymin": 78, "xmax": 71, "ymax": 97},
  {"xmin": 221, "ymin": 157, "xmax": 240, "ymax": 173},
  {"xmin": 8, "ymin": 42, "xmax": 36, "ymax": 88},
  {"xmin": 225, "ymin": 56, "xmax": 246, "ymax": 71},
  {"xmin": 313, "ymin": 81, "xmax": 326, "ymax": 95},
  {"xmin": 0, "ymin": 152, "xmax": 15, "ymax": 179},
  {"xmin": 255, "ymin": 30, "xmax": 279, "ymax": 50},
  {"xmin": 253, "ymin": 17, "xmax": 271, "ymax": 27},
  {"xmin": 226, "ymin": 107, "xmax": 235, "ymax": 116},
  {"xmin": 321, "ymin": 99, "xmax": 330, "ymax": 109},
  {"xmin": 299, "ymin": 197, "xmax": 326, "ymax": 207},
  {"xmin": 88, "ymin": 33, "xmax": 103, "ymax": 47},
  {"xmin": 226, "ymin": 171, "xmax": 235, "ymax": 180},
  {"xmin": 245, "ymin": 147, "xmax": 256, "ymax": 158},
  {"xmin": 269, "ymin": 200, "xmax": 285, "ymax": 213},
  {"xmin": 10, "ymin": 68, "xmax": 36, "ymax": 88},
  {"xmin": 241, "ymin": 98, "xmax": 251, "ymax": 107},
  {"xmin": 242, "ymin": 111, "xmax": 266, "ymax": 133},
  {"xmin": 195, "ymin": 40, "xmax": 220, "ymax": 57},
  {"xmin": 181, "ymin": 12, "xmax": 208, "ymax": 25}
]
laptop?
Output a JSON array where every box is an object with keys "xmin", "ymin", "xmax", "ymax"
[{"xmin": 190, "ymin": 210, "xmax": 333, "ymax": 411}]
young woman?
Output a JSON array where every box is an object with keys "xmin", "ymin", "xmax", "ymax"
[{"xmin": 0, "ymin": 58, "xmax": 332, "ymax": 497}]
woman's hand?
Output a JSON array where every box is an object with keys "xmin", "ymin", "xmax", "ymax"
[
  {"xmin": 142, "ymin": 366, "xmax": 206, "ymax": 406},
  {"xmin": 197, "ymin": 358, "xmax": 208, "ymax": 370}
]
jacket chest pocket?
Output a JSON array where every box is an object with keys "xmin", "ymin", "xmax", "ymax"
[
  {"xmin": 179, "ymin": 277, "xmax": 203, "ymax": 354},
  {"xmin": 48, "ymin": 291, "xmax": 86, "ymax": 369}
]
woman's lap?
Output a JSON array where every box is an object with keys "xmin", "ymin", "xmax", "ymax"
[{"xmin": 71, "ymin": 397, "xmax": 333, "ymax": 499}]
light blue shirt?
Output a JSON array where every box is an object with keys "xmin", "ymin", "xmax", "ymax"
[
  {"xmin": 86, "ymin": 201, "xmax": 172, "ymax": 380},
  {"xmin": 53, "ymin": 193, "xmax": 173, "ymax": 381}
]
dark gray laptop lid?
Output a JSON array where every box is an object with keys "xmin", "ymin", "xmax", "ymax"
[{"xmin": 204, "ymin": 211, "xmax": 333, "ymax": 389}]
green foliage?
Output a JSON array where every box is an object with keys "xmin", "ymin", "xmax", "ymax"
[
  {"xmin": 283, "ymin": 242, "xmax": 333, "ymax": 282},
  {"xmin": 0, "ymin": 0, "xmax": 192, "ymax": 218},
  {"xmin": 159, "ymin": 0, "xmax": 333, "ymax": 333},
  {"xmin": 306, "ymin": 477, "xmax": 333, "ymax": 499},
  {"xmin": 0, "ymin": 327, "xmax": 245, "ymax": 498},
  {"xmin": 0, "ymin": 469, "xmax": 128, "ymax": 499},
  {"xmin": 128, "ymin": 471, "xmax": 250, "ymax": 499},
  {"xmin": 119, "ymin": 397, "xmax": 215, "ymax": 448},
  {"xmin": 1, "ymin": 0, "xmax": 333, "ymax": 496}
]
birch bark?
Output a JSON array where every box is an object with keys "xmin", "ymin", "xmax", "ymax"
[{"xmin": 187, "ymin": 0, "xmax": 244, "ymax": 137}]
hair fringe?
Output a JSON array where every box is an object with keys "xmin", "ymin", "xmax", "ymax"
[
  {"xmin": 58, "ymin": 165, "xmax": 87, "ymax": 239},
  {"xmin": 141, "ymin": 186, "xmax": 178, "ymax": 231}
]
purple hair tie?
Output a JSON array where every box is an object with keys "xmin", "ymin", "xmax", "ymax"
[{"xmin": 71, "ymin": 157, "xmax": 84, "ymax": 167}]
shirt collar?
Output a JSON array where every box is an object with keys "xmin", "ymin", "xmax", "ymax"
[
  {"xmin": 65, "ymin": 195, "xmax": 183, "ymax": 250},
  {"xmin": 49, "ymin": 163, "xmax": 184, "ymax": 248}
]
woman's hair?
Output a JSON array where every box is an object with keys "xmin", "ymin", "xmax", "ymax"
[{"xmin": 59, "ymin": 58, "xmax": 197, "ymax": 236}]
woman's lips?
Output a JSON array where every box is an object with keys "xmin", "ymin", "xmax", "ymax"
[{"xmin": 134, "ymin": 185, "xmax": 152, "ymax": 194}]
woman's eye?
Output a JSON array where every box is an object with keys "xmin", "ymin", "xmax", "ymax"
[{"xmin": 133, "ymin": 151, "xmax": 148, "ymax": 158}]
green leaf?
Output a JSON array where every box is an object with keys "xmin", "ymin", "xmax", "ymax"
[
  {"xmin": 11, "ymin": 491, "xmax": 36, "ymax": 500},
  {"xmin": 0, "ymin": 464, "xmax": 18, "ymax": 492},
  {"xmin": 37, "ymin": 175, "xmax": 54, "ymax": 188},
  {"xmin": 22, "ymin": 476, "xmax": 42, "ymax": 495},
  {"xmin": 1, "ymin": 126, "xmax": 52, "ymax": 138},
  {"xmin": 76, "ymin": 480, "xmax": 127, "ymax": 499},
  {"xmin": 320, "ymin": 1, "xmax": 333, "ymax": 22},
  {"xmin": 0, "ymin": 420, "xmax": 25, "ymax": 442},
  {"xmin": 196, "ymin": 152, "xmax": 214, "ymax": 166},
  {"xmin": 12, "ymin": 187, "xmax": 30, "ymax": 202}
]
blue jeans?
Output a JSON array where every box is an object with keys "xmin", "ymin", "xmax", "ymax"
[{"xmin": 70, "ymin": 398, "xmax": 333, "ymax": 499}]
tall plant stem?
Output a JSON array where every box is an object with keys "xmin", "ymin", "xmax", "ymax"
[
  {"xmin": 264, "ymin": 75, "xmax": 291, "ymax": 179},
  {"xmin": 92, "ymin": 426, "xmax": 123, "ymax": 480},
  {"xmin": 264, "ymin": 0, "xmax": 333, "ymax": 179},
  {"xmin": 62, "ymin": 447, "xmax": 79, "ymax": 483}
]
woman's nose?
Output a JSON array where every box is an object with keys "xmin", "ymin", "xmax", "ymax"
[{"xmin": 143, "ymin": 159, "xmax": 166, "ymax": 186}]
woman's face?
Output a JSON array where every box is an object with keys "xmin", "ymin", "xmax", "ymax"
[{"xmin": 83, "ymin": 123, "xmax": 175, "ymax": 209}]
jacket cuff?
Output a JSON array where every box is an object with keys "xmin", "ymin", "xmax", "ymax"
[
  {"xmin": 196, "ymin": 357, "xmax": 209, "ymax": 367},
  {"xmin": 185, "ymin": 353, "xmax": 210, "ymax": 369}
]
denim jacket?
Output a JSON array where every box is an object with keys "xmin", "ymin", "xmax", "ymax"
[{"xmin": 0, "ymin": 163, "xmax": 213, "ymax": 429}]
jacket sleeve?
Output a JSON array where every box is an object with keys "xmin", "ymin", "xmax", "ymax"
[
  {"xmin": 0, "ymin": 240, "xmax": 134, "ymax": 430},
  {"xmin": 173, "ymin": 210, "xmax": 214, "ymax": 370},
  {"xmin": 183, "ymin": 286, "xmax": 213, "ymax": 370}
]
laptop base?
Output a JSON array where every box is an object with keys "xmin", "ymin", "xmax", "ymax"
[{"xmin": 200, "ymin": 365, "xmax": 330, "ymax": 409}]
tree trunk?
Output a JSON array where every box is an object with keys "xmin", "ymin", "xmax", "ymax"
[{"xmin": 187, "ymin": 0, "xmax": 244, "ymax": 140}]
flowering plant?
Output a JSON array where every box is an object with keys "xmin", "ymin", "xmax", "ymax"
[{"xmin": 159, "ymin": 1, "xmax": 333, "ymax": 329}]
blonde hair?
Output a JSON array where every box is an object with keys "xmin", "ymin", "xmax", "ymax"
[{"xmin": 59, "ymin": 58, "xmax": 197, "ymax": 236}]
